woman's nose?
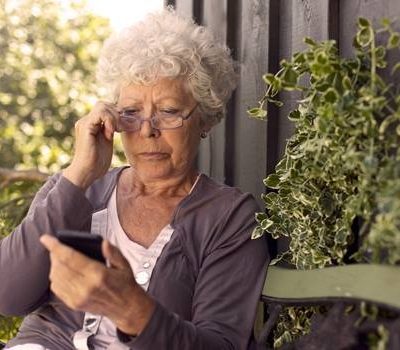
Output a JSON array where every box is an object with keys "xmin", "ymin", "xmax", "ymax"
[{"xmin": 139, "ymin": 119, "xmax": 158, "ymax": 138}]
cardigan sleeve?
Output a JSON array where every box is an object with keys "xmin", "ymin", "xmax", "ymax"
[
  {"xmin": 120, "ymin": 193, "xmax": 270, "ymax": 350},
  {"xmin": 0, "ymin": 175, "xmax": 93, "ymax": 316}
]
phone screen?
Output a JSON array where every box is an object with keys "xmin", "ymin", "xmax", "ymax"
[{"xmin": 57, "ymin": 230, "xmax": 105, "ymax": 263}]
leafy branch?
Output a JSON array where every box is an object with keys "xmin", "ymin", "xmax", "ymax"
[
  {"xmin": 250, "ymin": 17, "xmax": 400, "ymax": 348},
  {"xmin": 0, "ymin": 167, "xmax": 48, "ymax": 188}
]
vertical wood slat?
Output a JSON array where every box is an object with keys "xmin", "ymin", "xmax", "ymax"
[
  {"xmin": 173, "ymin": 1, "xmax": 193, "ymax": 18},
  {"xmin": 224, "ymin": 0, "xmax": 240, "ymax": 188},
  {"xmin": 232, "ymin": 0, "xmax": 269, "ymax": 204},
  {"xmin": 168, "ymin": 0, "xmax": 400, "ymax": 201},
  {"xmin": 197, "ymin": 0, "xmax": 228, "ymax": 183},
  {"xmin": 276, "ymin": 0, "xmax": 334, "ymax": 160},
  {"xmin": 274, "ymin": 0, "xmax": 335, "ymax": 256},
  {"xmin": 339, "ymin": 0, "xmax": 400, "ymax": 58},
  {"xmin": 265, "ymin": 0, "xmax": 280, "ymax": 176},
  {"xmin": 163, "ymin": 0, "xmax": 175, "ymax": 8},
  {"xmin": 328, "ymin": 0, "xmax": 340, "ymax": 42}
]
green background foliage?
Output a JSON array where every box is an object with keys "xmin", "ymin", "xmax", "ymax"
[
  {"xmin": 0, "ymin": 0, "xmax": 112, "ymax": 342},
  {"xmin": 250, "ymin": 18, "xmax": 400, "ymax": 348}
]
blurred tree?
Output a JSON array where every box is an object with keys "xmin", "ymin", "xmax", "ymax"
[{"xmin": 0, "ymin": 0, "xmax": 111, "ymax": 342}]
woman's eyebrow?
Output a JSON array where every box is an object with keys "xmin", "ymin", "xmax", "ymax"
[
  {"xmin": 119, "ymin": 104, "xmax": 140, "ymax": 109},
  {"xmin": 117, "ymin": 100, "xmax": 142, "ymax": 109},
  {"xmin": 153, "ymin": 95, "xmax": 187, "ymax": 103}
]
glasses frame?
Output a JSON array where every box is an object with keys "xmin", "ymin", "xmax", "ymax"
[{"xmin": 117, "ymin": 104, "xmax": 198, "ymax": 132}]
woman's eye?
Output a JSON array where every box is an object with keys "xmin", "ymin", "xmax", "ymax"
[
  {"xmin": 122, "ymin": 109, "xmax": 139, "ymax": 117},
  {"xmin": 160, "ymin": 109, "xmax": 179, "ymax": 115}
]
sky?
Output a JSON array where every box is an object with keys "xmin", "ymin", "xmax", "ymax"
[{"xmin": 85, "ymin": 0, "xmax": 164, "ymax": 31}]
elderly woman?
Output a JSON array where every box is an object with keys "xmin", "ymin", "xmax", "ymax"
[{"xmin": 0, "ymin": 8, "xmax": 269, "ymax": 350}]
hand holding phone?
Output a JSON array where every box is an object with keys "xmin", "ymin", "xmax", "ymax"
[{"xmin": 57, "ymin": 229, "xmax": 105, "ymax": 264}]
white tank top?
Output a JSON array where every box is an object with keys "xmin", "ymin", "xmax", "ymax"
[{"xmin": 90, "ymin": 186, "xmax": 175, "ymax": 349}]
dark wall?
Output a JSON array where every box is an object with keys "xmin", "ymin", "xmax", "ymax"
[{"xmin": 165, "ymin": 0, "xmax": 400, "ymax": 204}]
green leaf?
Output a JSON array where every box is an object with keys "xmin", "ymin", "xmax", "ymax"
[
  {"xmin": 375, "ymin": 46, "xmax": 386, "ymax": 60},
  {"xmin": 391, "ymin": 62, "xmax": 400, "ymax": 75},
  {"xmin": 283, "ymin": 68, "xmax": 299, "ymax": 85},
  {"xmin": 251, "ymin": 226, "xmax": 264, "ymax": 239},
  {"xmin": 288, "ymin": 110, "xmax": 301, "ymax": 121},
  {"xmin": 358, "ymin": 17, "xmax": 371, "ymax": 28},
  {"xmin": 264, "ymin": 174, "xmax": 280, "ymax": 189},
  {"xmin": 260, "ymin": 218, "xmax": 275, "ymax": 230},
  {"xmin": 267, "ymin": 98, "xmax": 284, "ymax": 107},
  {"xmin": 304, "ymin": 37, "xmax": 317, "ymax": 46},
  {"xmin": 380, "ymin": 18, "xmax": 391, "ymax": 29},
  {"xmin": 396, "ymin": 124, "xmax": 400, "ymax": 136},
  {"xmin": 247, "ymin": 107, "xmax": 267, "ymax": 119},
  {"xmin": 342, "ymin": 76, "xmax": 352, "ymax": 90},
  {"xmin": 262, "ymin": 73, "xmax": 276, "ymax": 85},
  {"xmin": 293, "ymin": 52, "xmax": 306, "ymax": 64},
  {"xmin": 356, "ymin": 27, "xmax": 373, "ymax": 47},
  {"xmin": 388, "ymin": 32, "xmax": 400, "ymax": 49},
  {"xmin": 323, "ymin": 88, "xmax": 339, "ymax": 103},
  {"xmin": 255, "ymin": 212, "xmax": 268, "ymax": 222}
]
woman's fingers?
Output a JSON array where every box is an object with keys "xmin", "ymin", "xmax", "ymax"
[
  {"xmin": 40, "ymin": 234, "xmax": 101, "ymax": 275},
  {"xmin": 63, "ymin": 101, "xmax": 118, "ymax": 189},
  {"xmin": 40, "ymin": 234, "xmax": 151, "ymax": 333},
  {"xmin": 75, "ymin": 102, "xmax": 117, "ymax": 141},
  {"xmin": 102, "ymin": 240, "xmax": 131, "ymax": 270},
  {"xmin": 40, "ymin": 234, "xmax": 109, "ymax": 310}
]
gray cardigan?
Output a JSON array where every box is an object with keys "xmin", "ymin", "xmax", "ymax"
[{"xmin": 0, "ymin": 168, "xmax": 269, "ymax": 349}]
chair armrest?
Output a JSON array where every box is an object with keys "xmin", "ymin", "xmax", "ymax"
[{"xmin": 262, "ymin": 264, "xmax": 400, "ymax": 310}]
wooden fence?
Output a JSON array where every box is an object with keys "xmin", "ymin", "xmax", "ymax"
[{"xmin": 165, "ymin": 0, "xmax": 400, "ymax": 205}]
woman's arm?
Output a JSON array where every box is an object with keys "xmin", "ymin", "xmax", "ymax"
[
  {"xmin": 0, "ymin": 102, "xmax": 118, "ymax": 317},
  {"xmin": 0, "ymin": 174, "xmax": 93, "ymax": 316},
  {"xmin": 36, "ymin": 189, "xmax": 269, "ymax": 350},
  {"xmin": 40, "ymin": 192, "xmax": 269, "ymax": 349}
]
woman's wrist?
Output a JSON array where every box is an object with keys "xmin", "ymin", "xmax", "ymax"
[
  {"xmin": 62, "ymin": 165, "xmax": 94, "ymax": 191},
  {"xmin": 115, "ymin": 286, "xmax": 156, "ymax": 336},
  {"xmin": 116, "ymin": 328, "xmax": 137, "ymax": 343}
]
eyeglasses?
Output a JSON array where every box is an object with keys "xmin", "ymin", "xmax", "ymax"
[{"xmin": 116, "ymin": 104, "xmax": 198, "ymax": 132}]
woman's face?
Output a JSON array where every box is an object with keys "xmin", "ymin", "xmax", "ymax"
[{"xmin": 117, "ymin": 78, "xmax": 207, "ymax": 181}]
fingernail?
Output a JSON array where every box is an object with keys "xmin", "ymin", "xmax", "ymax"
[{"xmin": 40, "ymin": 234, "xmax": 57, "ymax": 246}]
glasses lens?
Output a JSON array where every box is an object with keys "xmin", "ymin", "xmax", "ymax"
[
  {"xmin": 154, "ymin": 115, "xmax": 182, "ymax": 129},
  {"xmin": 117, "ymin": 116, "xmax": 141, "ymax": 132}
]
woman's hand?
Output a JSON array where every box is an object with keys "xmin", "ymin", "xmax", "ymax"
[
  {"xmin": 40, "ymin": 234, "xmax": 155, "ymax": 336},
  {"xmin": 63, "ymin": 101, "xmax": 118, "ymax": 190}
]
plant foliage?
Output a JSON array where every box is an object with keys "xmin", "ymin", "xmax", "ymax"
[
  {"xmin": 0, "ymin": 0, "xmax": 111, "ymax": 342},
  {"xmin": 250, "ymin": 17, "xmax": 400, "ymax": 347}
]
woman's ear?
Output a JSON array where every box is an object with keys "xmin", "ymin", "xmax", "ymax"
[{"xmin": 199, "ymin": 115, "xmax": 213, "ymax": 133}]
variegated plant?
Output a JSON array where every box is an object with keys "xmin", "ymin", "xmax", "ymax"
[{"xmin": 250, "ymin": 17, "xmax": 400, "ymax": 348}]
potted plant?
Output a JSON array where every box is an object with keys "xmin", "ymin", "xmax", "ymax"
[{"xmin": 249, "ymin": 17, "xmax": 400, "ymax": 348}]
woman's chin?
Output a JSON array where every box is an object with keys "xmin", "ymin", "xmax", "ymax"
[{"xmin": 133, "ymin": 162, "xmax": 175, "ymax": 181}]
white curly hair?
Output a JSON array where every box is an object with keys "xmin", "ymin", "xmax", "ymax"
[{"xmin": 96, "ymin": 7, "xmax": 238, "ymax": 126}]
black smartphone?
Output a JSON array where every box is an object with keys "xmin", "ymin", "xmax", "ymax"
[{"xmin": 57, "ymin": 229, "xmax": 106, "ymax": 263}]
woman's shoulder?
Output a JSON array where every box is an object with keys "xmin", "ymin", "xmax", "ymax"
[
  {"xmin": 171, "ymin": 174, "xmax": 263, "ymax": 266},
  {"xmin": 191, "ymin": 174, "xmax": 259, "ymax": 212},
  {"xmin": 174, "ymin": 174, "xmax": 260, "ymax": 237},
  {"xmin": 84, "ymin": 166, "xmax": 127, "ymax": 209}
]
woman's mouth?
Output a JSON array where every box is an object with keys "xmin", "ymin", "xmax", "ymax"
[{"xmin": 138, "ymin": 152, "xmax": 169, "ymax": 160}]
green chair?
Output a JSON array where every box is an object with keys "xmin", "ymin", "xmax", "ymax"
[{"xmin": 258, "ymin": 264, "xmax": 400, "ymax": 346}]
